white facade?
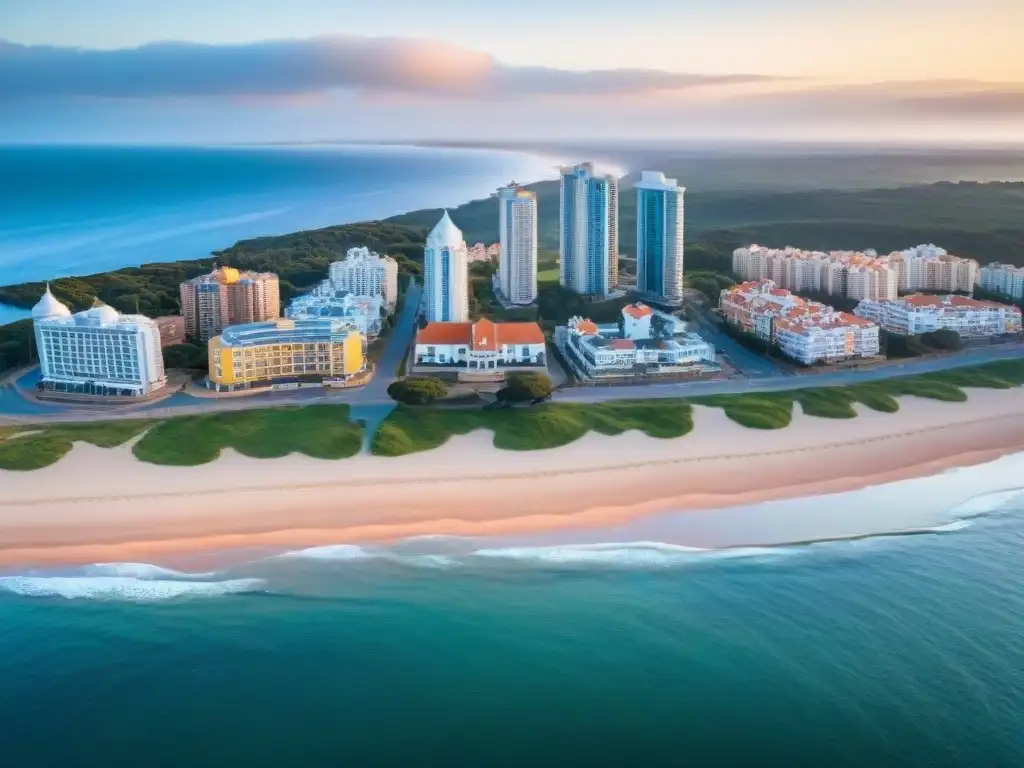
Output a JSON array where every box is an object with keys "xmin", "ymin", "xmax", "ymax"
[
  {"xmin": 498, "ymin": 185, "xmax": 538, "ymax": 305},
  {"xmin": 423, "ymin": 211, "xmax": 470, "ymax": 323},
  {"xmin": 854, "ymin": 295, "xmax": 1023, "ymax": 337},
  {"xmin": 980, "ymin": 263, "xmax": 1024, "ymax": 300},
  {"xmin": 890, "ymin": 245, "xmax": 978, "ymax": 294},
  {"xmin": 32, "ymin": 287, "xmax": 167, "ymax": 397},
  {"xmin": 635, "ymin": 171, "xmax": 685, "ymax": 302},
  {"xmin": 328, "ymin": 247, "xmax": 399, "ymax": 308},
  {"xmin": 414, "ymin": 319, "xmax": 546, "ymax": 373},
  {"xmin": 286, "ymin": 288, "xmax": 384, "ymax": 337}
]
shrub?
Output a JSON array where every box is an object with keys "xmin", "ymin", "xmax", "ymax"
[
  {"xmin": 387, "ymin": 377, "xmax": 448, "ymax": 405},
  {"xmin": 499, "ymin": 372, "xmax": 554, "ymax": 403}
]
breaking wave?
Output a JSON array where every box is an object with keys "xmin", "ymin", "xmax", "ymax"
[{"xmin": 0, "ymin": 576, "xmax": 265, "ymax": 602}]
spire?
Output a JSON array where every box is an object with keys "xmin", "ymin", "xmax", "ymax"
[{"xmin": 427, "ymin": 209, "xmax": 464, "ymax": 248}]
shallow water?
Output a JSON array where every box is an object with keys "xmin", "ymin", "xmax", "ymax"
[{"xmin": 2, "ymin": 461, "xmax": 1024, "ymax": 766}]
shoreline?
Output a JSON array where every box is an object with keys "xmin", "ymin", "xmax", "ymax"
[{"xmin": 3, "ymin": 389, "xmax": 1023, "ymax": 569}]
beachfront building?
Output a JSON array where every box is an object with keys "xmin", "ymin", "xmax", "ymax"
[
  {"xmin": 854, "ymin": 294, "xmax": 1023, "ymax": 337},
  {"xmin": 328, "ymin": 247, "xmax": 399, "ymax": 309},
  {"xmin": 732, "ymin": 245, "xmax": 899, "ymax": 302},
  {"xmin": 559, "ymin": 302, "xmax": 715, "ymax": 378},
  {"xmin": 423, "ymin": 211, "xmax": 470, "ymax": 323},
  {"xmin": 180, "ymin": 266, "xmax": 280, "ymax": 342},
  {"xmin": 286, "ymin": 286, "xmax": 384, "ymax": 338},
  {"xmin": 206, "ymin": 318, "xmax": 365, "ymax": 392},
  {"xmin": 980, "ymin": 263, "xmax": 1024, "ymax": 301},
  {"xmin": 888, "ymin": 245, "xmax": 978, "ymax": 294},
  {"xmin": 719, "ymin": 280, "xmax": 881, "ymax": 364},
  {"xmin": 412, "ymin": 318, "xmax": 546, "ymax": 378},
  {"xmin": 497, "ymin": 183, "xmax": 538, "ymax": 305},
  {"xmin": 559, "ymin": 162, "xmax": 618, "ymax": 296},
  {"xmin": 634, "ymin": 171, "xmax": 685, "ymax": 304},
  {"xmin": 32, "ymin": 287, "xmax": 167, "ymax": 397}
]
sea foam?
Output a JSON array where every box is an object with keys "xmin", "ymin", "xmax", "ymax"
[
  {"xmin": 0, "ymin": 576, "xmax": 265, "ymax": 602},
  {"xmin": 82, "ymin": 562, "xmax": 218, "ymax": 579}
]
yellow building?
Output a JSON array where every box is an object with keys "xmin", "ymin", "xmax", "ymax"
[{"xmin": 207, "ymin": 318, "xmax": 365, "ymax": 392}]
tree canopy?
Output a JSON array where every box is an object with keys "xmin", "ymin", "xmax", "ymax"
[
  {"xmin": 498, "ymin": 372, "xmax": 554, "ymax": 403},
  {"xmin": 387, "ymin": 377, "xmax": 448, "ymax": 405}
]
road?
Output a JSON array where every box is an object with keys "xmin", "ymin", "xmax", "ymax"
[
  {"xmin": 555, "ymin": 342, "xmax": 1024, "ymax": 403},
  {"xmin": 685, "ymin": 306, "xmax": 786, "ymax": 378},
  {"xmin": 0, "ymin": 282, "xmax": 423, "ymax": 424}
]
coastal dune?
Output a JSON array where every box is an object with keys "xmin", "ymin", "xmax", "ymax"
[{"xmin": 2, "ymin": 388, "xmax": 1024, "ymax": 568}]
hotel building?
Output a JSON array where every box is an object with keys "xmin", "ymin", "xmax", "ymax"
[
  {"xmin": 32, "ymin": 287, "xmax": 167, "ymax": 397},
  {"xmin": 423, "ymin": 211, "xmax": 470, "ymax": 323},
  {"xmin": 413, "ymin": 318, "xmax": 546, "ymax": 377},
  {"xmin": 635, "ymin": 171, "xmax": 685, "ymax": 303},
  {"xmin": 287, "ymin": 286, "xmax": 385, "ymax": 338},
  {"xmin": 207, "ymin": 318, "xmax": 365, "ymax": 392},
  {"xmin": 560, "ymin": 303, "xmax": 716, "ymax": 377},
  {"xmin": 180, "ymin": 266, "xmax": 280, "ymax": 342},
  {"xmin": 328, "ymin": 247, "xmax": 399, "ymax": 309},
  {"xmin": 854, "ymin": 295, "xmax": 1022, "ymax": 337},
  {"xmin": 497, "ymin": 183, "xmax": 538, "ymax": 305},
  {"xmin": 979, "ymin": 263, "xmax": 1024, "ymax": 301},
  {"xmin": 720, "ymin": 280, "xmax": 880, "ymax": 364},
  {"xmin": 559, "ymin": 162, "xmax": 617, "ymax": 296}
]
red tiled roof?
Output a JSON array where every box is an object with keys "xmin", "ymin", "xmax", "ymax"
[
  {"xmin": 495, "ymin": 322, "xmax": 545, "ymax": 345},
  {"xmin": 417, "ymin": 322, "xmax": 471, "ymax": 345},
  {"xmin": 609, "ymin": 339, "xmax": 635, "ymax": 350},
  {"xmin": 574, "ymin": 319, "xmax": 599, "ymax": 335},
  {"xmin": 416, "ymin": 320, "xmax": 545, "ymax": 348},
  {"xmin": 472, "ymin": 317, "xmax": 498, "ymax": 351},
  {"xmin": 622, "ymin": 303, "xmax": 654, "ymax": 319}
]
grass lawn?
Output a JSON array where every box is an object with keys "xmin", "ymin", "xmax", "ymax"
[
  {"xmin": 0, "ymin": 420, "xmax": 151, "ymax": 471},
  {"xmin": 132, "ymin": 404, "xmax": 363, "ymax": 466},
  {"xmin": 372, "ymin": 399, "xmax": 694, "ymax": 456}
]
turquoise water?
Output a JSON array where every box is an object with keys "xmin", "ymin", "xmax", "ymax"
[
  {"xmin": 2, "ymin": 478, "xmax": 1023, "ymax": 766},
  {"xmin": 0, "ymin": 144, "xmax": 558, "ymax": 290}
]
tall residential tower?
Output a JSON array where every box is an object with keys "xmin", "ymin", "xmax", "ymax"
[
  {"xmin": 635, "ymin": 171, "xmax": 685, "ymax": 303},
  {"xmin": 423, "ymin": 210, "xmax": 470, "ymax": 322},
  {"xmin": 179, "ymin": 266, "xmax": 280, "ymax": 342},
  {"xmin": 559, "ymin": 163, "xmax": 617, "ymax": 296},
  {"xmin": 498, "ymin": 183, "xmax": 538, "ymax": 305}
]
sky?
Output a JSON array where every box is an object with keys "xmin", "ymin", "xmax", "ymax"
[{"xmin": 2, "ymin": 0, "xmax": 1023, "ymax": 143}]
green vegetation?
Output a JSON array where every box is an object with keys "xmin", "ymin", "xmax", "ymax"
[
  {"xmin": 162, "ymin": 342, "xmax": 209, "ymax": 371},
  {"xmin": 132, "ymin": 405, "xmax": 363, "ymax": 466},
  {"xmin": 371, "ymin": 399, "xmax": 695, "ymax": 456},
  {"xmin": 0, "ymin": 420, "xmax": 151, "ymax": 471},
  {"xmin": 881, "ymin": 329, "xmax": 963, "ymax": 359},
  {"xmin": 498, "ymin": 372, "xmax": 554, "ymax": 403},
  {"xmin": 387, "ymin": 377, "xmax": 448, "ymax": 405}
]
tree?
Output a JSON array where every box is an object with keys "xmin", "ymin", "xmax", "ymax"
[
  {"xmin": 920, "ymin": 329, "xmax": 961, "ymax": 351},
  {"xmin": 498, "ymin": 372, "xmax": 553, "ymax": 403},
  {"xmin": 163, "ymin": 342, "xmax": 208, "ymax": 371},
  {"xmin": 387, "ymin": 377, "xmax": 448, "ymax": 405}
]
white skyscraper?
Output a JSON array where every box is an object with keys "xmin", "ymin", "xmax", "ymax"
[
  {"xmin": 328, "ymin": 247, "xmax": 400, "ymax": 308},
  {"xmin": 423, "ymin": 210, "xmax": 470, "ymax": 322},
  {"xmin": 32, "ymin": 287, "xmax": 167, "ymax": 398},
  {"xmin": 498, "ymin": 184, "xmax": 538, "ymax": 305},
  {"xmin": 635, "ymin": 171, "xmax": 685, "ymax": 303},
  {"xmin": 559, "ymin": 162, "xmax": 616, "ymax": 296}
]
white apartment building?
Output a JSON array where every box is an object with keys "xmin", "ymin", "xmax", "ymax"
[
  {"xmin": 854, "ymin": 295, "xmax": 1023, "ymax": 337},
  {"xmin": 32, "ymin": 287, "xmax": 167, "ymax": 397},
  {"xmin": 719, "ymin": 280, "xmax": 880, "ymax": 364},
  {"xmin": 889, "ymin": 245, "xmax": 978, "ymax": 294},
  {"xmin": 979, "ymin": 263, "xmax": 1024, "ymax": 300},
  {"xmin": 423, "ymin": 210, "xmax": 470, "ymax": 323},
  {"xmin": 732, "ymin": 244, "xmax": 978, "ymax": 302},
  {"xmin": 328, "ymin": 247, "xmax": 399, "ymax": 308},
  {"xmin": 286, "ymin": 287, "xmax": 385, "ymax": 338},
  {"xmin": 635, "ymin": 171, "xmax": 685, "ymax": 303},
  {"xmin": 497, "ymin": 184, "xmax": 538, "ymax": 305}
]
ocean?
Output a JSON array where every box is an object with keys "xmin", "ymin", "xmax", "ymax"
[
  {"xmin": 2, "ymin": 459, "xmax": 1024, "ymax": 766},
  {"xmin": 0, "ymin": 143, "xmax": 559, "ymax": 324}
]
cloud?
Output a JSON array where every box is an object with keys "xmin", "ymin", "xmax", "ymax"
[{"xmin": 0, "ymin": 37, "xmax": 776, "ymax": 101}]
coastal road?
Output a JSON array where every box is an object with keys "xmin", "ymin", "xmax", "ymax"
[{"xmin": 555, "ymin": 343, "xmax": 1024, "ymax": 403}]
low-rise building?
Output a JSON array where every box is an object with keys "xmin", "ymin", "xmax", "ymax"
[
  {"xmin": 720, "ymin": 280, "xmax": 881, "ymax": 364},
  {"xmin": 979, "ymin": 263, "xmax": 1024, "ymax": 301},
  {"xmin": 32, "ymin": 288, "xmax": 167, "ymax": 397},
  {"xmin": 854, "ymin": 294, "xmax": 1023, "ymax": 337},
  {"xmin": 413, "ymin": 318, "xmax": 546, "ymax": 377},
  {"xmin": 207, "ymin": 318, "xmax": 365, "ymax": 392},
  {"xmin": 286, "ymin": 286, "xmax": 384, "ymax": 338},
  {"xmin": 559, "ymin": 302, "xmax": 716, "ymax": 377}
]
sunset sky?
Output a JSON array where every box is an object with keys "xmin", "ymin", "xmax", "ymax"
[{"xmin": 3, "ymin": 0, "xmax": 1023, "ymax": 143}]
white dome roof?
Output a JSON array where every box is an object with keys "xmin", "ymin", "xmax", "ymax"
[
  {"xmin": 32, "ymin": 285, "xmax": 71, "ymax": 319},
  {"xmin": 82, "ymin": 300, "xmax": 121, "ymax": 325},
  {"xmin": 426, "ymin": 210, "xmax": 464, "ymax": 248}
]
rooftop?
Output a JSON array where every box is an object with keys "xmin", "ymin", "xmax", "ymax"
[{"xmin": 417, "ymin": 320, "xmax": 545, "ymax": 348}]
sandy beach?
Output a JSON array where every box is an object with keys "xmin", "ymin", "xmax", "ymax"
[{"xmin": 2, "ymin": 388, "xmax": 1024, "ymax": 568}]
